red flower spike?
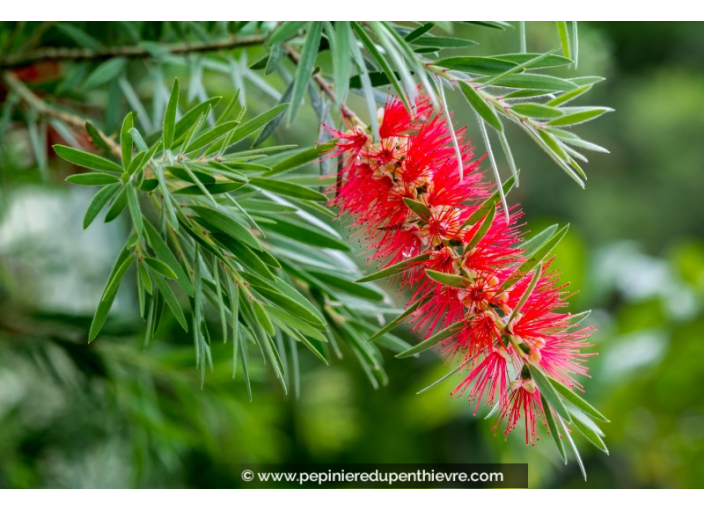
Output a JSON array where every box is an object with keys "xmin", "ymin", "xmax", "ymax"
[{"xmin": 326, "ymin": 92, "xmax": 595, "ymax": 444}]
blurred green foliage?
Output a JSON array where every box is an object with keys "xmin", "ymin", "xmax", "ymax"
[{"xmin": 1, "ymin": 21, "xmax": 703, "ymax": 488}]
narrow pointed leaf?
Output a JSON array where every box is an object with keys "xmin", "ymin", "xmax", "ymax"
[
  {"xmin": 465, "ymin": 206, "xmax": 496, "ymax": 250},
  {"xmin": 396, "ymin": 321, "xmax": 464, "ymax": 358},
  {"xmin": 459, "ymin": 81, "xmax": 503, "ymax": 132},
  {"xmin": 163, "ymin": 79, "xmax": 179, "ymax": 149},
  {"xmin": 152, "ymin": 273, "xmax": 188, "ymax": 331},
  {"xmin": 143, "ymin": 220, "xmax": 194, "ymax": 297},
  {"xmin": 529, "ymin": 366, "xmax": 570, "ymax": 421},
  {"xmin": 120, "ymin": 112, "xmax": 134, "ymax": 169},
  {"xmin": 144, "ymin": 257, "xmax": 178, "ymax": 279},
  {"xmin": 502, "ymin": 224, "xmax": 569, "ymax": 290},
  {"xmin": 402, "ymin": 197, "xmax": 430, "ymax": 220},
  {"xmin": 425, "ymin": 269, "xmax": 470, "ymax": 289},
  {"xmin": 551, "ymin": 378, "xmax": 609, "ymax": 422},
  {"xmin": 126, "ymin": 183, "xmax": 143, "ymax": 236},
  {"xmin": 462, "ymin": 175, "xmax": 516, "ymax": 228},
  {"xmin": 54, "ymin": 145, "xmax": 123, "ymax": 173},
  {"xmin": 84, "ymin": 183, "xmax": 120, "ymax": 229},
  {"xmin": 289, "ymin": 21, "xmax": 322, "ymax": 123},
  {"xmin": 542, "ymin": 394, "xmax": 568, "ymax": 463},
  {"xmin": 356, "ymin": 253, "xmax": 430, "ymax": 283},
  {"xmin": 248, "ymin": 177, "xmax": 327, "ymax": 202}
]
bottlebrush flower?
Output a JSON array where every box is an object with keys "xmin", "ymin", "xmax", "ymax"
[{"xmin": 327, "ymin": 93, "xmax": 595, "ymax": 446}]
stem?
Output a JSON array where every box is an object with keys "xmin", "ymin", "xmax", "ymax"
[
  {"xmin": 2, "ymin": 70, "xmax": 121, "ymax": 158},
  {"xmin": 1, "ymin": 34, "xmax": 268, "ymax": 69}
]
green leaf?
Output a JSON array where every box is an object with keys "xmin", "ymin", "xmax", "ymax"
[
  {"xmin": 253, "ymin": 285, "xmax": 326, "ymax": 329},
  {"xmin": 263, "ymin": 142, "xmax": 335, "ymax": 175},
  {"xmin": 461, "ymin": 175, "xmax": 516, "ymax": 228},
  {"xmin": 83, "ymin": 58, "xmax": 126, "ymax": 89},
  {"xmin": 104, "ymin": 186, "xmax": 128, "ymax": 223},
  {"xmin": 490, "ymin": 73, "xmax": 578, "ymax": 92},
  {"xmin": 570, "ymin": 408, "xmax": 609, "ymax": 453},
  {"xmin": 502, "ymin": 224, "xmax": 569, "ymax": 290},
  {"xmin": 331, "ymin": 21, "xmax": 352, "ymax": 105},
  {"xmin": 542, "ymin": 394, "xmax": 568, "ymax": 463},
  {"xmin": 289, "ymin": 21, "xmax": 323, "ymax": 123},
  {"xmin": 265, "ymin": 43, "xmax": 285, "ymax": 74},
  {"xmin": 546, "ymin": 107, "xmax": 612, "ymax": 127},
  {"xmin": 85, "ymin": 122, "xmax": 114, "ymax": 155},
  {"xmin": 100, "ymin": 253, "xmax": 135, "ymax": 303},
  {"xmin": 537, "ymin": 128, "xmax": 568, "ymax": 161},
  {"xmin": 173, "ymin": 97, "xmax": 221, "ymax": 143},
  {"xmin": 559, "ymin": 415, "xmax": 587, "ymax": 481},
  {"xmin": 144, "ymin": 257, "xmax": 177, "ymax": 279},
  {"xmin": 402, "ymin": 197, "xmax": 430, "ymax": 220},
  {"xmin": 570, "ymin": 76, "xmax": 605, "ymax": 87},
  {"xmin": 56, "ymin": 22, "xmax": 101, "ymax": 51},
  {"xmin": 547, "ymin": 85, "xmax": 591, "ymax": 107},
  {"xmin": 351, "ymin": 21, "xmax": 410, "ymax": 112},
  {"xmin": 556, "ymin": 21, "xmax": 571, "ymax": 59},
  {"xmin": 66, "ymin": 173, "xmax": 120, "ymax": 186},
  {"xmin": 512, "ymin": 103, "xmax": 563, "ymax": 119},
  {"xmin": 190, "ymin": 206, "xmax": 261, "ymax": 250},
  {"xmin": 462, "ymin": 21, "xmax": 512, "ymax": 30},
  {"xmin": 267, "ymin": 21, "xmax": 308, "ymax": 45},
  {"xmin": 152, "ymin": 273, "xmax": 188, "ymax": 331},
  {"xmin": 227, "ymin": 104, "xmax": 289, "ymax": 146},
  {"xmin": 356, "ymin": 253, "xmax": 430, "ymax": 283},
  {"xmin": 173, "ymin": 182, "xmax": 245, "ymax": 195},
  {"xmin": 265, "ymin": 217, "xmax": 349, "ymax": 251},
  {"xmin": 126, "ymin": 150, "xmax": 146, "ymax": 176},
  {"xmin": 126, "ymin": 183, "xmax": 143, "ymax": 236},
  {"xmin": 163, "ymin": 79, "xmax": 179, "ymax": 149},
  {"xmin": 396, "ymin": 320, "xmax": 464, "ymax": 358},
  {"xmin": 213, "ymin": 234, "xmax": 273, "ymax": 279},
  {"xmin": 464, "ymin": 206, "xmax": 496, "ymax": 250},
  {"xmin": 253, "ymin": 82, "xmax": 292, "ymax": 148},
  {"xmin": 268, "ymin": 306, "xmax": 327, "ymax": 343},
  {"xmin": 307, "ymin": 270, "xmax": 385, "ymax": 301},
  {"xmin": 519, "ymin": 226, "xmax": 558, "ymax": 253},
  {"xmin": 425, "ymin": 269, "xmax": 470, "ymax": 289},
  {"xmin": 185, "ymin": 120, "xmax": 239, "ymax": 153},
  {"xmin": 143, "ymin": 220, "xmax": 194, "ymax": 296},
  {"xmin": 434, "ymin": 56, "xmax": 517, "ymax": 75},
  {"xmin": 167, "ymin": 165, "xmax": 215, "ymax": 184},
  {"xmin": 459, "ymin": 81, "xmax": 503, "ymax": 132},
  {"xmin": 83, "ymin": 183, "xmax": 120, "ymax": 229},
  {"xmin": 120, "ymin": 112, "xmax": 134, "ymax": 170},
  {"xmin": 405, "ymin": 22, "xmax": 435, "ymax": 42},
  {"xmin": 367, "ymin": 297, "xmax": 428, "ymax": 343},
  {"xmin": 89, "ymin": 247, "xmax": 131, "ymax": 342},
  {"xmin": 495, "ymin": 53, "xmax": 572, "ymax": 69},
  {"xmin": 101, "ymin": 252, "xmax": 135, "ymax": 302},
  {"xmin": 252, "ymin": 300, "xmax": 275, "ymax": 336},
  {"xmin": 138, "ymin": 262, "xmax": 153, "ymax": 294},
  {"xmin": 551, "ymin": 378, "xmax": 609, "ymax": 422},
  {"xmin": 248, "ymin": 177, "xmax": 327, "ymax": 202},
  {"xmin": 529, "ymin": 366, "xmax": 570, "ymax": 421},
  {"xmin": 53, "ymin": 145, "xmax": 123, "ymax": 173},
  {"xmin": 411, "ymin": 35, "xmax": 477, "ymax": 48}
]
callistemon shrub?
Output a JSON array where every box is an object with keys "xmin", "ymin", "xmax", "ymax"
[{"xmin": 328, "ymin": 94, "xmax": 608, "ymax": 463}]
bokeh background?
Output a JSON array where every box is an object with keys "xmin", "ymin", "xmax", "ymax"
[{"xmin": 1, "ymin": 21, "xmax": 703, "ymax": 488}]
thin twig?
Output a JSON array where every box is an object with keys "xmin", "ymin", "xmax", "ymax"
[
  {"xmin": 2, "ymin": 70, "xmax": 121, "ymax": 158},
  {"xmin": 1, "ymin": 34, "xmax": 268, "ymax": 69}
]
